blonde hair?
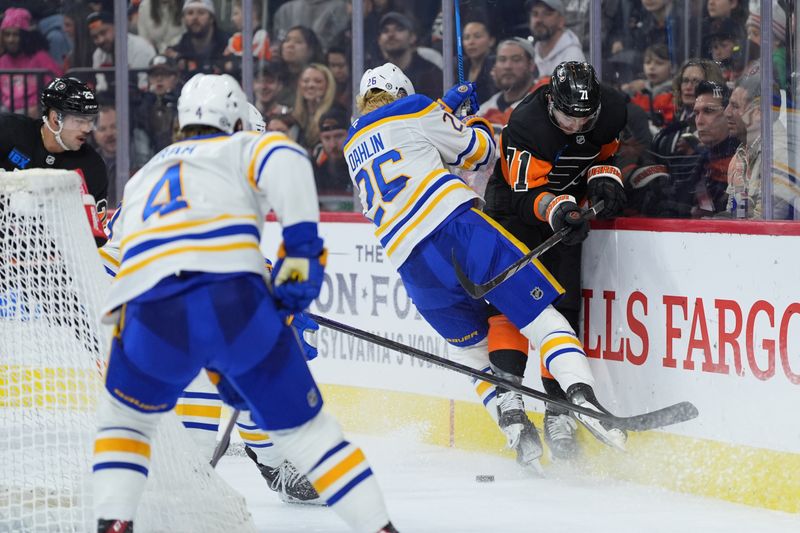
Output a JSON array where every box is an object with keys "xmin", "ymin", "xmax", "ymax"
[
  {"xmin": 356, "ymin": 89, "xmax": 398, "ymax": 115},
  {"xmin": 292, "ymin": 63, "xmax": 336, "ymax": 148}
]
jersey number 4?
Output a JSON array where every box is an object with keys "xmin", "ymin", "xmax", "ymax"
[
  {"xmin": 354, "ymin": 149, "xmax": 409, "ymax": 226},
  {"xmin": 143, "ymin": 163, "xmax": 189, "ymax": 220}
]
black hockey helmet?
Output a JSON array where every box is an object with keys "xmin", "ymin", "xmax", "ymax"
[
  {"xmin": 40, "ymin": 77, "xmax": 99, "ymax": 116},
  {"xmin": 550, "ymin": 61, "xmax": 600, "ymax": 117}
]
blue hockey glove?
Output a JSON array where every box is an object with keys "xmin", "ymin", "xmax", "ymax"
[
  {"xmin": 288, "ymin": 311, "xmax": 319, "ymax": 360},
  {"xmin": 439, "ymin": 82, "xmax": 480, "ymax": 115},
  {"xmin": 271, "ymin": 224, "xmax": 326, "ymax": 314}
]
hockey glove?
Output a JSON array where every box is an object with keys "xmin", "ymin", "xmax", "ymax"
[
  {"xmin": 439, "ymin": 82, "xmax": 480, "ymax": 115},
  {"xmin": 587, "ymin": 165, "xmax": 627, "ymax": 219},
  {"xmin": 546, "ymin": 195, "xmax": 590, "ymax": 246},
  {"xmin": 288, "ymin": 311, "xmax": 319, "ymax": 361},
  {"xmin": 272, "ymin": 224, "xmax": 327, "ymax": 314}
]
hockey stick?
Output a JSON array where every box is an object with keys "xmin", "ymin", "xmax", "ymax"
[
  {"xmin": 210, "ymin": 408, "xmax": 239, "ymax": 468},
  {"xmin": 453, "ymin": 201, "xmax": 603, "ymax": 299},
  {"xmin": 308, "ymin": 313, "xmax": 698, "ymax": 431},
  {"xmin": 453, "ymin": 0, "xmax": 471, "ymax": 117}
]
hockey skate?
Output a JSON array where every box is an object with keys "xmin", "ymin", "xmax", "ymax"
[
  {"xmin": 566, "ymin": 383, "xmax": 627, "ymax": 451},
  {"xmin": 543, "ymin": 407, "xmax": 579, "ymax": 461},
  {"xmin": 496, "ymin": 390, "xmax": 543, "ymax": 475},
  {"xmin": 245, "ymin": 446, "xmax": 324, "ymax": 505},
  {"xmin": 97, "ymin": 519, "xmax": 133, "ymax": 532}
]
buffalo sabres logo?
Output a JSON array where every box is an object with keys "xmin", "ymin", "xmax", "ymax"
[
  {"xmin": 576, "ymin": 135, "xmax": 585, "ymax": 144},
  {"xmin": 458, "ymin": 85, "xmax": 468, "ymax": 93},
  {"xmin": 530, "ymin": 287, "xmax": 544, "ymax": 300},
  {"xmin": 45, "ymin": 155, "xmax": 55, "ymax": 165}
]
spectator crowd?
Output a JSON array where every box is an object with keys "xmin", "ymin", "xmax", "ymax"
[{"xmin": 0, "ymin": 0, "xmax": 796, "ymax": 218}]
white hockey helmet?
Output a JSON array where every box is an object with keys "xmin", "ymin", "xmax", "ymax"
[
  {"xmin": 358, "ymin": 62, "xmax": 415, "ymax": 98},
  {"xmin": 246, "ymin": 102, "xmax": 266, "ymax": 132},
  {"xmin": 178, "ymin": 73, "xmax": 248, "ymax": 134}
]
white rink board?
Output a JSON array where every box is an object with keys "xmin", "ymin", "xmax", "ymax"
[
  {"xmin": 262, "ymin": 221, "xmax": 800, "ymax": 454},
  {"xmin": 582, "ymin": 229, "xmax": 800, "ymax": 454}
]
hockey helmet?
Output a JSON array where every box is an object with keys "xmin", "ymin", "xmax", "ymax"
[
  {"xmin": 359, "ymin": 62, "xmax": 415, "ymax": 99},
  {"xmin": 178, "ymin": 73, "xmax": 248, "ymax": 134},
  {"xmin": 246, "ymin": 102, "xmax": 266, "ymax": 132},
  {"xmin": 548, "ymin": 61, "xmax": 601, "ymax": 133},
  {"xmin": 40, "ymin": 77, "xmax": 98, "ymax": 116}
]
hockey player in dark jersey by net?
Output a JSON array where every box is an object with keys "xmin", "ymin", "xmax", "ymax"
[{"xmin": 483, "ymin": 61, "xmax": 628, "ymax": 461}]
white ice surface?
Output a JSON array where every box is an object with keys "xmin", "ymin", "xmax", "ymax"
[{"xmin": 215, "ymin": 433, "xmax": 799, "ymax": 533}]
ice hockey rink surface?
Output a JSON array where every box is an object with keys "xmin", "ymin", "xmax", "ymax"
[{"xmin": 216, "ymin": 432, "xmax": 799, "ymax": 533}]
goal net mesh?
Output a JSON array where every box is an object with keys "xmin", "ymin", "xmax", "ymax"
[{"xmin": 0, "ymin": 170, "xmax": 254, "ymax": 532}]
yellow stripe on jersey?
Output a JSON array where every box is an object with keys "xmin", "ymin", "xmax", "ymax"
[
  {"xmin": 247, "ymin": 133, "xmax": 292, "ymax": 188},
  {"xmin": 471, "ymin": 208, "xmax": 565, "ymax": 294},
  {"xmin": 385, "ymin": 181, "xmax": 472, "ymax": 256},
  {"xmin": 94, "ymin": 437, "xmax": 151, "ymax": 458},
  {"xmin": 98, "ymin": 247, "xmax": 120, "ymax": 267},
  {"xmin": 116, "ymin": 242, "xmax": 260, "ymax": 279},
  {"xmin": 238, "ymin": 431, "xmax": 269, "ymax": 442},
  {"xmin": 540, "ymin": 335, "xmax": 582, "ymax": 356},
  {"xmin": 312, "ymin": 448, "xmax": 366, "ymax": 493},
  {"xmin": 475, "ymin": 380, "xmax": 493, "ymax": 396},
  {"xmin": 174, "ymin": 404, "xmax": 222, "ymax": 419},
  {"xmin": 344, "ymin": 102, "xmax": 439, "ymax": 152},
  {"xmin": 462, "ymin": 129, "xmax": 490, "ymax": 169},
  {"xmin": 374, "ymin": 169, "xmax": 448, "ymax": 238},
  {"xmin": 120, "ymin": 213, "xmax": 258, "ymax": 249}
]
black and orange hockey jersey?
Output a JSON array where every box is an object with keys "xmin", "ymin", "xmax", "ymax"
[{"xmin": 484, "ymin": 83, "xmax": 628, "ymax": 229}]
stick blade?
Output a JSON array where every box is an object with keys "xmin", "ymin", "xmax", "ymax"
[{"xmin": 617, "ymin": 401, "xmax": 699, "ymax": 431}]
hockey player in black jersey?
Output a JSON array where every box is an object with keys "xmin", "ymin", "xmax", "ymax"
[
  {"xmin": 483, "ymin": 61, "xmax": 628, "ymax": 461},
  {"xmin": 0, "ymin": 77, "xmax": 108, "ymax": 245}
]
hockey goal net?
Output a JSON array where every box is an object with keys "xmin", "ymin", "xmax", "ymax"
[{"xmin": 0, "ymin": 170, "xmax": 254, "ymax": 532}]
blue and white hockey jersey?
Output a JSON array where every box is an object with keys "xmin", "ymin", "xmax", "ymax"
[
  {"xmin": 344, "ymin": 95, "xmax": 495, "ymax": 265},
  {"xmin": 101, "ymin": 131, "xmax": 318, "ymax": 314}
]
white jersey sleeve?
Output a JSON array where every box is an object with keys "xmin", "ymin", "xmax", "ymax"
[
  {"xmin": 344, "ymin": 95, "xmax": 495, "ymax": 265},
  {"xmin": 103, "ymin": 132, "xmax": 318, "ymax": 314}
]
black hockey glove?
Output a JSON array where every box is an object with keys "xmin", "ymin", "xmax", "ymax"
[
  {"xmin": 547, "ymin": 195, "xmax": 589, "ymax": 246},
  {"xmin": 587, "ymin": 165, "xmax": 627, "ymax": 219}
]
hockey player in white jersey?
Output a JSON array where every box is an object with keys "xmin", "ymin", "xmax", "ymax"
[
  {"xmin": 93, "ymin": 73, "xmax": 397, "ymax": 533},
  {"xmin": 347, "ymin": 63, "xmax": 614, "ymax": 473},
  {"xmin": 98, "ymin": 101, "xmax": 323, "ymax": 505}
]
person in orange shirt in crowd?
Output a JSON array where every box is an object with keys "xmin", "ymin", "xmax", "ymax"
[{"xmin": 625, "ymin": 44, "xmax": 675, "ymax": 132}]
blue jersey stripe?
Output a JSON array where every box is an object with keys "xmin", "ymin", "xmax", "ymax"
[
  {"xmin": 379, "ymin": 175, "xmax": 457, "ymax": 249},
  {"xmin": 93, "ymin": 461, "xmax": 149, "ymax": 476},
  {"xmin": 256, "ymin": 145, "xmax": 308, "ymax": 185},
  {"xmin": 245, "ymin": 442, "xmax": 274, "ymax": 449},
  {"xmin": 482, "ymin": 389, "xmax": 497, "ymax": 407},
  {"xmin": 98, "ymin": 426, "xmax": 148, "ymax": 438},
  {"xmin": 122, "ymin": 224, "xmax": 259, "ymax": 263},
  {"xmin": 447, "ymin": 129, "xmax": 476, "ymax": 167},
  {"xmin": 545, "ymin": 347, "xmax": 585, "ymax": 370},
  {"xmin": 181, "ymin": 422, "xmax": 220, "ymax": 432},
  {"xmin": 312, "ymin": 440, "xmax": 349, "ymax": 471},
  {"xmin": 325, "ymin": 468, "xmax": 374, "ymax": 506}
]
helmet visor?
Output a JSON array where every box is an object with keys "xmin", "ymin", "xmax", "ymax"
[
  {"xmin": 549, "ymin": 103, "xmax": 601, "ymax": 134},
  {"xmin": 62, "ymin": 113, "xmax": 97, "ymax": 132}
]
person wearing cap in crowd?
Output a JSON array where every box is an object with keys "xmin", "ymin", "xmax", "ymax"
[
  {"xmin": 88, "ymin": 10, "xmax": 156, "ymax": 92},
  {"xmin": 375, "ymin": 11, "xmax": 442, "ymax": 99},
  {"xmin": 165, "ymin": 0, "xmax": 230, "ymax": 78},
  {"xmin": 312, "ymin": 108, "xmax": 352, "ymax": 212},
  {"xmin": 745, "ymin": 0, "xmax": 789, "ymax": 89},
  {"xmin": 477, "ymin": 38, "xmax": 545, "ymax": 135},
  {"xmin": 525, "ymin": 0, "xmax": 585, "ymax": 77},
  {"xmin": 0, "ymin": 76, "xmax": 108, "ymax": 244},
  {"xmin": 272, "ymin": 0, "xmax": 349, "ymax": 52},
  {"xmin": 137, "ymin": 0, "xmax": 185, "ymax": 54},
  {"xmin": 136, "ymin": 54, "xmax": 181, "ymax": 153},
  {"xmin": 0, "ymin": 7, "xmax": 63, "ymax": 117}
]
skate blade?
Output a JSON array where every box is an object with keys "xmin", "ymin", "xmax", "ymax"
[
  {"xmin": 519, "ymin": 458, "xmax": 545, "ymax": 477},
  {"xmin": 575, "ymin": 416, "xmax": 627, "ymax": 451},
  {"xmin": 278, "ymin": 493, "xmax": 327, "ymax": 506}
]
